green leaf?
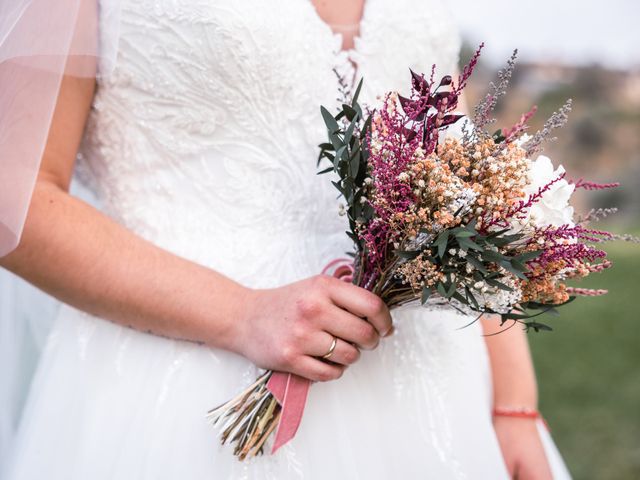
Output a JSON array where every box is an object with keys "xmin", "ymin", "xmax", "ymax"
[
  {"xmin": 351, "ymin": 78, "xmax": 364, "ymax": 107},
  {"xmin": 515, "ymin": 250, "xmax": 543, "ymax": 263},
  {"xmin": 488, "ymin": 233, "xmax": 524, "ymax": 247},
  {"xmin": 360, "ymin": 115, "xmax": 372, "ymax": 139},
  {"xmin": 525, "ymin": 321, "xmax": 553, "ymax": 333},
  {"xmin": 329, "ymin": 132, "xmax": 343, "ymax": 150},
  {"xmin": 395, "ymin": 250, "xmax": 421, "ymax": 260},
  {"xmin": 335, "ymin": 145, "xmax": 347, "ymax": 162},
  {"xmin": 485, "ymin": 278, "xmax": 514, "ymax": 292},
  {"xmin": 465, "ymin": 286, "xmax": 480, "ymax": 309},
  {"xmin": 458, "ymin": 237, "xmax": 484, "ymax": 251},
  {"xmin": 316, "ymin": 166, "xmax": 334, "ymax": 175},
  {"xmin": 349, "ymin": 151, "xmax": 360, "ymax": 177},
  {"xmin": 421, "ymin": 288, "xmax": 432, "ymax": 305},
  {"xmin": 321, "ymin": 106, "xmax": 341, "ymax": 134},
  {"xmin": 486, "ymin": 228, "xmax": 510, "ymax": 239},
  {"xmin": 331, "ymin": 180, "xmax": 344, "ymax": 196},
  {"xmin": 354, "ymin": 102, "xmax": 364, "ymax": 120},
  {"xmin": 499, "ymin": 260, "xmax": 529, "ymax": 280},
  {"xmin": 434, "ymin": 231, "xmax": 450, "ymax": 258},
  {"xmin": 466, "ymin": 255, "xmax": 489, "ymax": 274},
  {"xmin": 452, "ymin": 291, "xmax": 468, "ymax": 304},
  {"xmin": 481, "ymin": 250, "xmax": 508, "ymax": 263},
  {"xmin": 510, "ymin": 259, "xmax": 528, "ymax": 272},
  {"xmin": 344, "ymin": 119, "xmax": 357, "ymax": 145},
  {"xmin": 342, "ymin": 104, "xmax": 359, "ymax": 122}
]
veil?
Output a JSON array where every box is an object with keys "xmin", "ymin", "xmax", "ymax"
[
  {"xmin": 0, "ymin": 0, "xmax": 123, "ymax": 467},
  {"xmin": 0, "ymin": 0, "xmax": 122, "ymax": 255}
]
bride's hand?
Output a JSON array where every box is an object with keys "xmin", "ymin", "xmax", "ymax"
[
  {"xmin": 232, "ymin": 274, "xmax": 393, "ymax": 382},
  {"xmin": 493, "ymin": 416, "xmax": 553, "ymax": 480}
]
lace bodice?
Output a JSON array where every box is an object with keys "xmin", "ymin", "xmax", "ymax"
[{"xmin": 78, "ymin": 0, "xmax": 461, "ymax": 287}]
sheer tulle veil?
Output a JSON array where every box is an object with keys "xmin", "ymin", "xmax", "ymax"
[
  {"xmin": 0, "ymin": 0, "xmax": 124, "ymax": 467},
  {"xmin": 0, "ymin": 0, "xmax": 124, "ymax": 255}
]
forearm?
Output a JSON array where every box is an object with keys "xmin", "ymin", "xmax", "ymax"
[
  {"xmin": 481, "ymin": 316, "xmax": 538, "ymax": 409},
  {"xmin": 0, "ymin": 179, "xmax": 249, "ymax": 351}
]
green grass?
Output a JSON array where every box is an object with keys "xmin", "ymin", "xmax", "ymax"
[{"xmin": 529, "ymin": 242, "xmax": 640, "ymax": 480}]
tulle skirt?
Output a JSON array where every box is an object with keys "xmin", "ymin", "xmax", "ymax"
[{"xmin": 3, "ymin": 301, "xmax": 571, "ymax": 479}]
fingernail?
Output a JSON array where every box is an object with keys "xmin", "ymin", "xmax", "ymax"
[{"xmin": 383, "ymin": 325, "xmax": 395, "ymax": 337}]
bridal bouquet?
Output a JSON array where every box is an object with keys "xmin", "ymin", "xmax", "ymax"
[{"xmin": 207, "ymin": 45, "xmax": 631, "ymax": 460}]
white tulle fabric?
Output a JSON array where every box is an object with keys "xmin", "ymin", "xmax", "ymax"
[{"xmin": 3, "ymin": 1, "xmax": 572, "ymax": 478}]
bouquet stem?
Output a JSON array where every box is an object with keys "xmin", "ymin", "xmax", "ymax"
[{"xmin": 206, "ymin": 370, "xmax": 282, "ymax": 460}]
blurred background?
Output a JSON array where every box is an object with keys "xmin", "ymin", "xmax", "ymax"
[{"xmin": 451, "ymin": 1, "xmax": 640, "ymax": 478}]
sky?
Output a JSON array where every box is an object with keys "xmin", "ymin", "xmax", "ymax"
[{"xmin": 449, "ymin": 0, "xmax": 640, "ymax": 69}]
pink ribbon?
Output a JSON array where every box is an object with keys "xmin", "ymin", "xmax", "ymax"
[{"xmin": 266, "ymin": 258, "xmax": 354, "ymax": 453}]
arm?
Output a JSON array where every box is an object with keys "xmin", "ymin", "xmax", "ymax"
[
  {"xmin": 451, "ymin": 68, "xmax": 553, "ymax": 478},
  {"xmin": 481, "ymin": 317, "xmax": 553, "ymax": 479},
  {"xmin": 1, "ymin": 74, "xmax": 247, "ymax": 352},
  {"xmin": 481, "ymin": 317, "xmax": 538, "ymax": 409},
  {"xmin": 0, "ymin": 73, "xmax": 393, "ymax": 382}
]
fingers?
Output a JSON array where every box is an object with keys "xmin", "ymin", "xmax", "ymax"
[
  {"xmin": 307, "ymin": 331, "xmax": 360, "ymax": 366},
  {"xmin": 319, "ymin": 304, "xmax": 381, "ymax": 350},
  {"xmin": 289, "ymin": 355, "xmax": 345, "ymax": 382},
  {"xmin": 326, "ymin": 278, "xmax": 393, "ymax": 337}
]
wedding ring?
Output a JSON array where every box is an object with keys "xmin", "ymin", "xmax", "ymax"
[{"xmin": 321, "ymin": 336, "xmax": 338, "ymax": 360}]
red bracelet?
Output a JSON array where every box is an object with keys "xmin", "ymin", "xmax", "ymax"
[{"xmin": 492, "ymin": 407, "xmax": 550, "ymax": 432}]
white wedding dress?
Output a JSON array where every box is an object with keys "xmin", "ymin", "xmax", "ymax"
[{"xmin": 3, "ymin": 1, "xmax": 572, "ymax": 478}]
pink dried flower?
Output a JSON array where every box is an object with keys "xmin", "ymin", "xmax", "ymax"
[
  {"xmin": 502, "ymin": 105, "xmax": 537, "ymax": 143},
  {"xmin": 572, "ymin": 179, "xmax": 620, "ymax": 190},
  {"xmin": 565, "ymin": 287, "xmax": 608, "ymax": 297}
]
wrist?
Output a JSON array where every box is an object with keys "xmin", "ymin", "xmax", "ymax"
[
  {"xmin": 199, "ymin": 275, "xmax": 255, "ymax": 353},
  {"xmin": 492, "ymin": 406, "xmax": 550, "ymax": 432},
  {"xmin": 493, "ymin": 406, "xmax": 541, "ymax": 418},
  {"xmin": 219, "ymin": 283, "xmax": 258, "ymax": 355},
  {"xmin": 492, "ymin": 390, "xmax": 538, "ymax": 412}
]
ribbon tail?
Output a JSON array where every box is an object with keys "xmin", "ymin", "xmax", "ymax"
[{"xmin": 266, "ymin": 371, "xmax": 311, "ymax": 453}]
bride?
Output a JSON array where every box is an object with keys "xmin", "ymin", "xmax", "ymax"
[{"xmin": 0, "ymin": 0, "xmax": 572, "ymax": 478}]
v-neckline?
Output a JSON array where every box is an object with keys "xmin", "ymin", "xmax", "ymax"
[
  {"xmin": 305, "ymin": 0, "xmax": 371, "ymax": 88},
  {"xmin": 306, "ymin": 0, "xmax": 369, "ymax": 54}
]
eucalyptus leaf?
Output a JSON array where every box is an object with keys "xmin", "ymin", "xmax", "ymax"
[
  {"xmin": 395, "ymin": 250, "xmax": 421, "ymax": 260},
  {"xmin": 316, "ymin": 166, "xmax": 334, "ymax": 175},
  {"xmin": 484, "ymin": 278, "xmax": 513, "ymax": 292},
  {"xmin": 481, "ymin": 250, "xmax": 507, "ymax": 263},
  {"xmin": 351, "ymin": 78, "xmax": 364, "ymax": 107},
  {"xmin": 342, "ymin": 104, "xmax": 358, "ymax": 122},
  {"xmin": 421, "ymin": 288, "xmax": 432, "ymax": 305},
  {"xmin": 321, "ymin": 106, "xmax": 340, "ymax": 133},
  {"xmin": 466, "ymin": 255, "xmax": 488, "ymax": 274}
]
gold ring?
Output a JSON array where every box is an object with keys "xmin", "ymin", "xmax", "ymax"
[{"xmin": 321, "ymin": 336, "xmax": 338, "ymax": 360}]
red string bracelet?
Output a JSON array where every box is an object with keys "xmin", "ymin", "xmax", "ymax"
[{"xmin": 492, "ymin": 407, "xmax": 550, "ymax": 432}]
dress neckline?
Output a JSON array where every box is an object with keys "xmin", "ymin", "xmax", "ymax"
[{"xmin": 305, "ymin": 0, "xmax": 372, "ymax": 89}]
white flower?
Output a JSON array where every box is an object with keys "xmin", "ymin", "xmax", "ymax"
[
  {"xmin": 397, "ymin": 172, "xmax": 410, "ymax": 182},
  {"xmin": 522, "ymin": 155, "xmax": 575, "ymax": 227},
  {"xmin": 514, "ymin": 133, "xmax": 532, "ymax": 148}
]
